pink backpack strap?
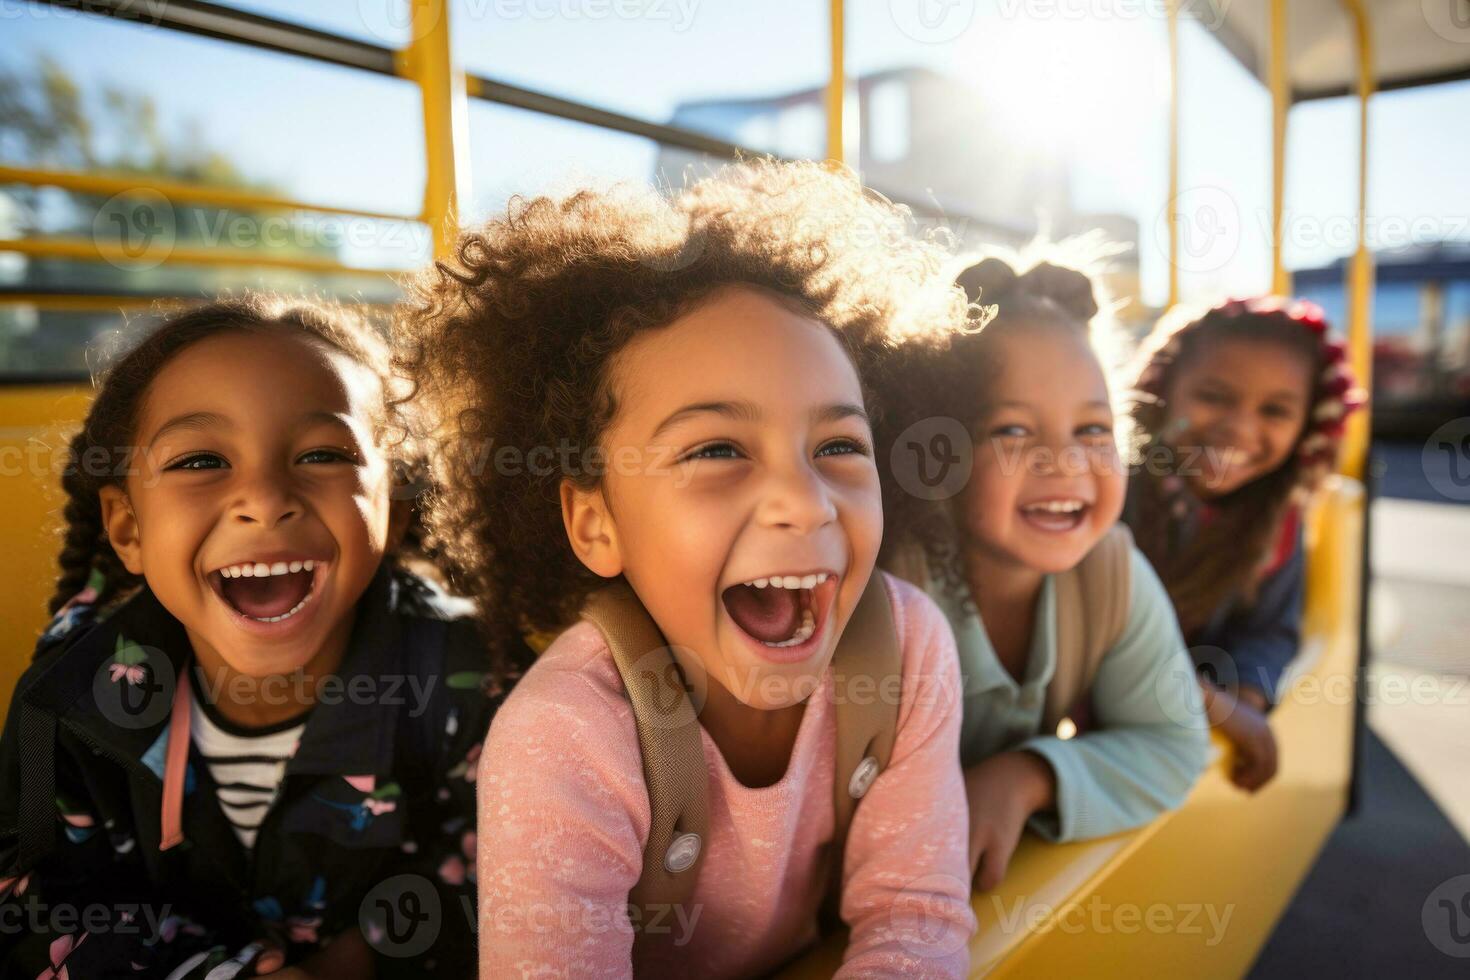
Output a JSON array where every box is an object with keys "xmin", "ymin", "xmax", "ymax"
[{"xmin": 160, "ymin": 675, "xmax": 192, "ymax": 850}]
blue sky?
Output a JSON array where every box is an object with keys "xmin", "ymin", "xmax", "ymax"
[{"xmin": 3, "ymin": 0, "xmax": 1466, "ymax": 306}]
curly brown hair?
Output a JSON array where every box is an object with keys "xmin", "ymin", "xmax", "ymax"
[
  {"xmin": 1124, "ymin": 297, "xmax": 1363, "ymax": 634},
  {"xmin": 393, "ymin": 159, "xmax": 971, "ymax": 657},
  {"xmin": 48, "ymin": 294, "xmax": 434, "ymax": 627},
  {"xmin": 873, "ymin": 253, "xmax": 1114, "ymax": 604}
]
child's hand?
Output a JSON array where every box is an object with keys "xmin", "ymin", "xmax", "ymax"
[
  {"xmin": 963, "ymin": 750, "xmax": 1057, "ymax": 891},
  {"xmin": 1218, "ymin": 697, "xmax": 1279, "ymax": 792},
  {"xmin": 1200, "ymin": 680, "xmax": 1279, "ymax": 792}
]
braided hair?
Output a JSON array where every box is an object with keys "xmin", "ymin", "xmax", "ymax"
[
  {"xmin": 47, "ymin": 295, "xmax": 429, "ymax": 622},
  {"xmin": 1126, "ymin": 296, "xmax": 1365, "ymax": 633}
]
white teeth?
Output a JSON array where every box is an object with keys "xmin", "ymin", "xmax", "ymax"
[
  {"xmin": 214, "ymin": 560, "xmax": 324, "ymax": 579},
  {"xmin": 246, "ymin": 590, "xmax": 314, "ymax": 624},
  {"xmin": 764, "ymin": 609, "xmax": 817, "ymax": 648},
  {"xmin": 741, "ymin": 572, "xmax": 832, "ymax": 590},
  {"xmin": 1025, "ymin": 500, "xmax": 1084, "ymax": 514}
]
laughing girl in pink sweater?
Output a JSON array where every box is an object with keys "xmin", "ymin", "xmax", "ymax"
[{"xmin": 397, "ymin": 162, "xmax": 978, "ymax": 977}]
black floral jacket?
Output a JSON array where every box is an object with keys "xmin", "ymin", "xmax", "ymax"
[{"xmin": 0, "ymin": 565, "xmax": 519, "ymax": 978}]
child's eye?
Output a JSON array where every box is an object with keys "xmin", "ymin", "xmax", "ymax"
[
  {"xmin": 166, "ymin": 453, "xmax": 227, "ymax": 472},
  {"xmin": 298, "ymin": 448, "xmax": 357, "ymax": 465},
  {"xmin": 682, "ymin": 441, "xmax": 743, "ymax": 462},
  {"xmin": 815, "ymin": 437, "xmax": 870, "ymax": 458},
  {"xmin": 1077, "ymin": 423, "xmax": 1114, "ymax": 439},
  {"xmin": 989, "ymin": 424, "xmax": 1029, "ymax": 439}
]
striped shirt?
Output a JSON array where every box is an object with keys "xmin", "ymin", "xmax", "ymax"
[{"xmin": 189, "ymin": 696, "xmax": 305, "ymax": 849}]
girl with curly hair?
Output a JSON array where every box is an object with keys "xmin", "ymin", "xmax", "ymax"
[
  {"xmin": 873, "ymin": 254, "xmax": 1209, "ymax": 893},
  {"xmin": 398, "ymin": 160, "xmax": 978, "ymax": 977},
  {"xmin": 0, "ymin": 296, "xmax": 523, "ymax": 978},
  {"xmin": 1124, "ymin": 297, "xmax": 1364, "ymax": 791}
]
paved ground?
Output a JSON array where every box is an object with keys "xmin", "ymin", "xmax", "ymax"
[{"xmin": 1249, "ymin": 441, "xmax": 1470, "ymax": 976}]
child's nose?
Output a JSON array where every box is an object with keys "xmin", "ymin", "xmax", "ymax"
[
  {"xmin": 758, "ymin": 464, "xmax": 837, "ymax": 533},
  {"xmin": 230, "ymin": 474, "xmax": 303, "ymax": 527},
  {"xmin": 1220, "ymin": 408, "xmax": 1260, "ymax": 448}
]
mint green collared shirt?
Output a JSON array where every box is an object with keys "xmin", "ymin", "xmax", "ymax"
[{"xmin": 929, "ymin": 547, "xmax": 1210, "ymax": 843}]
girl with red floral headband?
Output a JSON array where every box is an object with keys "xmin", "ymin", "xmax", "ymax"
[{"xmin": 1124, "ymin": 296, "xmax": 1365, "ymax": 791}]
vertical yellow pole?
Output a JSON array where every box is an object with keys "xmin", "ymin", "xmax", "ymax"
[
  {"xmin": 1268, "ymin": 0, "xmax": 1290, "ymax": 296},
  {"xmin": 399, "ymin": 0, "xmax": 472, "ymax": 260},
  {"xmin": 1339, "ymin": 0, "xmax": 1375, "ymax": 480},
  {"xmin": 827, "ymin": 0, "xmax": 845, "ymax": 165},
  {"xmin": 1166, "ymin": 0, "xmax": 1180, "ymax": 309}
]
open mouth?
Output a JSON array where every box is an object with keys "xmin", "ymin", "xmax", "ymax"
[
  {"xmin": 1018, "ymin": 499, "xmax": 1091, "ymax": 533},
  {"xmin": 208, "ymin": 558, "xmax": 327, "ymax": 625},
  {"xmin": 720, "ymin": 571, "xmax": 840, "ymax": 661}
]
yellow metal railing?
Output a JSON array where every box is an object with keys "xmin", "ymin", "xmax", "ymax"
[
  {"xmin": 0, "ymin": 165, "xmax": 418, "ymax": 223},
  {"xmin": 1339, "ymin": 0, "xmax": 1376, "ymax": 481}
]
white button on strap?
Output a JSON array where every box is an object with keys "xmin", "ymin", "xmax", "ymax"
[
  {"xmin": 848, "ymin": 755, "xmax": 880, "ymax": 800},
  {"xmin": 664, "ymin": 832, "xmax": 702, "ymax": 873}
]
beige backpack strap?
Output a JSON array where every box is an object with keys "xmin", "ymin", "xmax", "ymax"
[
  {"xmin": 582, "ymin": 581, "xmax": 708, "ymax": 922},
  {"xmin": 1044, "ymin": 525, "xmax": 1134, "ymax": 733},
  {"xmin": 881, "ymin": 539, "xmax": 932, "ymax": 592},
  {"xmin": 822, "ymin": 570, "xmax": 903, "ymax": 923}
]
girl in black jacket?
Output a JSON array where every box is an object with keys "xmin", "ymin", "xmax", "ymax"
[{"xmin": 0, "ymin": 296, "xmax": 528, "ymax": 978}]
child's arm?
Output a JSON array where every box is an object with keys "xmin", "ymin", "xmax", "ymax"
[
  {"xmin": 1017, "ymin": 549, "xmax": 1212, "ymax": 843},
  {"xmin": 476, "ymin": 644, "xmax": 647, "ymax": 978},
  {"xmin": 837, "ymin": 576, "xmax": 977, "ymax": 979},
  {"xmin": 1199, "ymin": 530, "xmax": 1305, "ymax": 708}
]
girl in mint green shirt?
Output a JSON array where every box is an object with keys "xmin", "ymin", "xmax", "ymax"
[{"xmin": 876, "ymin": 256, "xmax": 1210, "ymax": 890}]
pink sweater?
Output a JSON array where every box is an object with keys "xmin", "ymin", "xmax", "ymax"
[{"xmin": 477, "ymin": 572, "xmax": 976, "ymax": 978}]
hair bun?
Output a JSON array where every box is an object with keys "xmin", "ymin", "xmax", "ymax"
[
  {"xmin": 955, "ymin": 257, "xmax": 1098, "ymax": 323},
  {"xmin": 1015, "ymin": 262, "xmax": 1099, "ymax": 323},
  {"xmin": 955, "ymin": 256, "xmax": 1017, "ymax": 306}
]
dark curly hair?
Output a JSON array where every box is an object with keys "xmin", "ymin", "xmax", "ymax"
[
  {"xmin": 1124, "ymin": 296, "xmax": 1364, "ymax": 633},
  {"xmin": 48, "ymin": 294, "xmax": 435, "ymax": 627},
  {"xmin": 873, "ymin": 253, "xmax": 1113, "ymax": 603},
  {"xmin": 393, "ymin": 159, "xmax": 970, "ymax": 658}
]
